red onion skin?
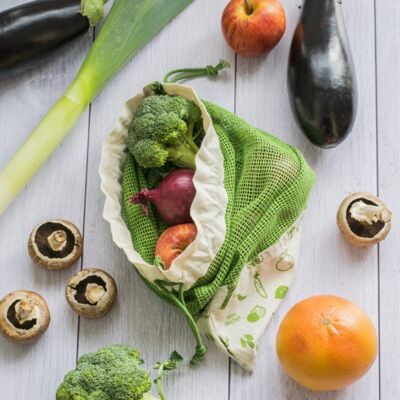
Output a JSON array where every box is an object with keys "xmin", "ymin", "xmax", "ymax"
[{"xmin": 130, "ymin": 169, "xmax": 196, "ymax": 226}]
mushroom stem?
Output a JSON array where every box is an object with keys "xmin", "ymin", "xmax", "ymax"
[
  {"xmin": 65, "ymin": 269, "xmax": 117, "ymax": 319},
  {"xmin": 0, "ymin": 291, "xmax": 50, "ymax": 343},
  {"xmin": 85, "ymin": 283, "xmax": 106, "ymax": 305},
  {"xmin": 15, "ymin": 298, "xmax": 36, "ymax": 323},
  {"xmin": 349, "ymin": 200, "xmax": 391, "ymax": 225},
  {"xmin": 47, "ymin": 230, "xmax": 68, "ymax": 251}
]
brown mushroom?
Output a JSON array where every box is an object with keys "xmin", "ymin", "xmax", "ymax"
[
  {"xmin": 337, "ymin": 192, "xmax": 392, "ymax": 247},
  {"xmin": 65, "ymin": 269, "xmax": 117, "ymax": 319},
  {"xmin": 28, "ymin": 219, "xmax": 83, "ymax": 270},
  {"xmin": 0, "ymin": 290, "xmax": 50, "ymax": 343}
]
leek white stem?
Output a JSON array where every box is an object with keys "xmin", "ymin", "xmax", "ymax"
[{"xmin": 0, "ymin": 82, "xmax": 88, "ymax": 215}]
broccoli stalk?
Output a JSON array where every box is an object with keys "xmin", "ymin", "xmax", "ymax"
[
  {"xmin": 127, "ymin": 94, "xmax": 204, "ymax": 170},
  {"xmin": 167, "ymin": 130, "xmax": 198, "ymax": 171},
  {"xmin": 56, "ymin": 345, "xmax": 181, "ymax": 400}
]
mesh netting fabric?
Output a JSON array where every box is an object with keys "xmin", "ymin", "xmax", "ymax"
[{"xmin": 121, "ymin": 99, "xmax": 315, "ymax": 316}]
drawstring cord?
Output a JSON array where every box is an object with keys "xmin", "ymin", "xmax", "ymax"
[
  {"xmin": 163, "ymin": 59, "xmax": 230, "ymax": 83},
  {"xmin": 154, "ymin": 279, "xmax": 207, "ymax": 365}
]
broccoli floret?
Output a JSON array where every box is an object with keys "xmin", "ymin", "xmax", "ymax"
[
  {"xmin": 128, "ymin": 94, "xmax": 204, "ymax": 169},
  {"xmin": 135, "ymin": 95, "xmax": 190, "ymax": 121},
  {"xmin": 183, "ymin": 100, "xmax": 202, "ymax": 128},
  {"xmin": 56, "ymin": 345, "xmax": 156, "ymax": 400},
  {"xmin": 129, "ymin": 139, "xmax": 168, "ymax": 168}
]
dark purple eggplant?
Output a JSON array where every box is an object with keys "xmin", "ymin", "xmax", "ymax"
[
  {"xmin": 288, "ymin": 0, "xmax": 357, "ymax": 148},
  {"xmin": 0, "ymin": 0, "xmax": 89, "ymax": 80}
]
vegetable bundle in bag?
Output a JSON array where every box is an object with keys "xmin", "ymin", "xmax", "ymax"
[{"xmin": 100, "ymin": 82, "xmax": 315, "ymax": 371}]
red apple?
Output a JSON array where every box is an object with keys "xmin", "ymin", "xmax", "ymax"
[
  {"xmin": 222, "ymin": 0, "xmax": 286, "ymax": 57},
  {"xmin": 155, "ymin": 223, "xmax": 197, "ymax": 270}
]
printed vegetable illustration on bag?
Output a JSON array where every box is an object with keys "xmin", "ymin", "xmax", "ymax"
[
  {"xmin": 224, "ymin": 313, "xmax": 241, "ymax": 326},
  {"xmin": 275, "ymin": 285, "xmax": 289, "ymax": 299},
  {"xmin": 249, "ymin": 255, "xmax": 264, "ymax": 267},
  {"xmin": 219, "ymin": 336, "xmax": 235, "ymax": 358},
  {"xmin": 240, "ymin": 334, "xmax": 256, "ymax": 350},
  {"xmin": 237, "ymin": 293, "xmax": 247, "ymax": 301},
  {"xmin": 247, "ymin": 305, "xmax": 267, "ymax": 323},
  {"xmin": 253, "ymin": 272, "xmax": 268, "ymax": 298},
  {"xmin": 100, "ymin": 62, "xmax": 315, "ymax": 370},
  {"xmin": 276, "ymin": 250, "xmax": 295, "ymax": 271}
]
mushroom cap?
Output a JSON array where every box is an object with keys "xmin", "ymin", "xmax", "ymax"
[
  {"xmin": 65, "ymin": 268, "xmax": 117, "ymax": 319},
  {"xmin": 28, "ymin": 219, "xmax": 83, "ymax": 270},
  {"xmin": 337, "ymin": 192, "xmax": 392, "ymax": 247},
  {"xmin": 0, "ymin": 290, "xmax": 51, "ymax": 343}
]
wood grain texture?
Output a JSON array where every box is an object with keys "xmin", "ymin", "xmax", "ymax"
[
  {"xmin": 230, "ymin": 0, "xmax": 379, "ymax": 399},
  {"xmin": 78, "ymin": 1, "xmax": 233, "ymax": 400},
  {"xmin": 0, "ymin": 0, "xmax": 92, "ymax": 398},
  {"xmin": 376, "ymin": 0, "xmax": 400, "ymax": 399}
]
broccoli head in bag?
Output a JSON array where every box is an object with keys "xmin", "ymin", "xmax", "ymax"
[{"xmin": 127, "ymin": 94, "xmax": 203, "ymax": 170}]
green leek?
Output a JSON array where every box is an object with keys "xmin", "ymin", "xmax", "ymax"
[{"xmin": 0, "ymin": 0, "xmax": 193, "ymax": 215}]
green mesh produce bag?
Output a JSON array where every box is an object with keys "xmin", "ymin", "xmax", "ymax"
[{"xmin": 100, "ymin": 83, "xmax": 315, "ymax": 371}]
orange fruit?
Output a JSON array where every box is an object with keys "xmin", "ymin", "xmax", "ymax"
[{"xmin": 276, "ymin": 295, "xmax": 377, "ymax": 391}]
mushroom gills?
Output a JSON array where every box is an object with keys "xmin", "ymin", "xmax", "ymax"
[
  {"xmin": 35, "ymin": 222, "xmax": 75, "ymax": 258},
  {"xmin": 346, "ymin": 198, "xmax": 385, "ymax": 238},
  {"xmin": 7, "ymin": 299, "xmax": 37, "ymax": 330},
  {"xmin": 72, "ymin": 275, "xmax": 108, "ymax": 306}
]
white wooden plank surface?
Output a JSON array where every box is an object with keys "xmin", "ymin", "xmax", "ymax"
[
  {"xmin": 376, "ymin": 0, "xmax": 400, "ymax": 399},
  {"xmin": 0, "ymin": 0, "xmax": 92, "ymax": 398},
  {"xmin": 0, "ymin": 0, "xmax": 395, "ymax": 398},
  {"xmin": 230, "ymin": 1, "xmax": 379, "ymax": 399}
]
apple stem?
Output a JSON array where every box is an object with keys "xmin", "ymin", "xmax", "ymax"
[{"xmin": 244, "ymin": 0, "xmax": 253, "ymax": 15}]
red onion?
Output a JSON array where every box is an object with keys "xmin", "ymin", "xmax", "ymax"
[{"xmin": 130, "ymin": 169, "xmax": 196, "ymax": 225}]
